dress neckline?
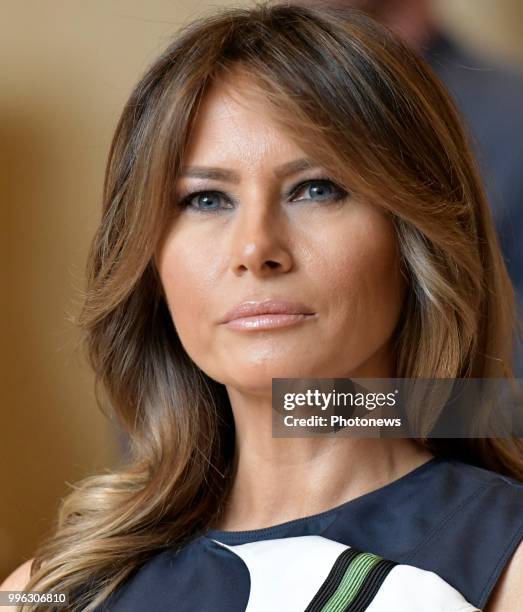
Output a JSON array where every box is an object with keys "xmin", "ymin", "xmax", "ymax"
[{"xmin": 205, "ymin": 455, "xmax": 441, "ymax": 543}]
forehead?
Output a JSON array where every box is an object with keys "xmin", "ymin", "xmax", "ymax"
[{"xmin": 182, "ymin": 71, "xmax": 306, "ymax": 167}]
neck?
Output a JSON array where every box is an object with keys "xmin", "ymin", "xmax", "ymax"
[
  {"xmin": 212, "ymin": 433, "xmax": 434, "ymax": 531},
  {"xmin": 212, "ymin": 345, "xmax": 434, "ymax": 531}
]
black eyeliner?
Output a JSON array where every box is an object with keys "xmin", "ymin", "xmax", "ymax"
[
  {"xmin": 176, "ymin": 189, "xmax": 235, "ymax": 213},
  {"xmin": 177, "ymin": 177, "xmax": 348, "ymax": 213},
  {"xmin": 285, "ymin": 177, "xmax": 348, "ymax": 201}
]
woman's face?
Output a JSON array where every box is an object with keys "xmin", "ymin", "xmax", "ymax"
[{"xmin": 156, "ymin": 73, "xmax": 407, "ymax": 394}]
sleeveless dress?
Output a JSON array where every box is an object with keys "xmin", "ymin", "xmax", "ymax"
[{"xmin": 96, "ymin": 456, "xmax": 523, "ymax": 611}]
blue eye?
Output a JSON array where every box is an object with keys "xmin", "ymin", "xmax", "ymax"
[
  {"xmin": 176, "ymin": 178, "xmax": 348, "ymax": 214},
  {"xmin": 290, "ymin": 179, "xmax": 347, "ymax": 203},
  {"xmin": 178, "ymin": 191, "xmax": 233, "ymax": 213}
]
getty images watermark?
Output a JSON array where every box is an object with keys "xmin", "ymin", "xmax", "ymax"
[{"xmin": 271, "ymin": 378, "xmax": 523, "ymax": 438}]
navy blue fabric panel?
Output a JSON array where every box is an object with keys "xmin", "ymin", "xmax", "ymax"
[
  {"xmin": 206, "ymin": 457, "xmax": 523, "ymax": 609},
  {"xmin": 96, "ymin": 537, "xmax": 250, "ymax": 611},
  {"xmin": 401, "ymin": 462, "xmax": 523, "ymax": 608},
  {"xmin": 205, "ymin": 457, "xmax": 442, "ymax": 551},
  {"xmin": 89, "ymin": 457, "xmax": 523, "ymax": 610},
  {"xmin": 319, "ymin": 455, "xmax": 453, "ymax": 560}
]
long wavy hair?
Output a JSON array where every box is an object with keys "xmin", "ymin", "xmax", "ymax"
[{"xmin": 22, "ymin": 2, "xmax": 523, "ymax": 609}]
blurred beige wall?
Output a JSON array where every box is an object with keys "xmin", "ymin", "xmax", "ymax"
[
  {"xmin": 0, "ymin": 0, "xmax": 250, "ymax": 579},
  {"xmin": 435, "ymin": 0, "xmax": 523, "ymax": 67},
  {"xmin": 1, "ymin": 0, "xmax": 522, "ymax": 579}
]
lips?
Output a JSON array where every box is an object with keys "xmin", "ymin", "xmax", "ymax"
[{"xmin": 220, "ymin": 299, "xmax": 315, "ymax": 324}]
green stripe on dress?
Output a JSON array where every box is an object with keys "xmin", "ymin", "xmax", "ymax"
[{"xmin": 320, "ymin": 552, "xmax": 382, "ymax": 612}]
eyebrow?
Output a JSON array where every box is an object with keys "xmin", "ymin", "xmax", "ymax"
[{"xmin": 179, "ymin": 157, "xmax": 318, "ymax": 183}]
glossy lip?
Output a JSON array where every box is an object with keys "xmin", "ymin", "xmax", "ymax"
[
  {"xmin": 223, "ymin": 313, "xmax": 317, "ymax": 331},
  {"xmin": 219, "ymin": 299, "xmax": 316, "ymax": 325}
]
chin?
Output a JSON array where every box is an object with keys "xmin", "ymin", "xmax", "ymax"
[{"xmin": 222, "ymin": 362, "xmax": 328, "ymax": 394}]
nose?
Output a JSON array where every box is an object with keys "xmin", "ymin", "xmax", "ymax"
[{"xmin": 229, "ymin": 200, "xmax": 293, "ymax": 277}]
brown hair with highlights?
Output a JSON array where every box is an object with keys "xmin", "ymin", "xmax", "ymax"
[{"xmin": 22, "ymin": 3, "xmax": 522, "ymax": 609}]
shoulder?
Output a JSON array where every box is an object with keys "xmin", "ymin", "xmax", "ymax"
[
  {"xmin": 0, "ymin": 558, "xmax": 34, "ymax": 590},
  {"xmin": 445, "ymin": 458, "xmax": 523, "ymax": 501},
  {"xmin": 446, "ymin": 460, "xmax": 523, "ymax": 536},
  {"xmin": 484, "ymin": 539, "xmax": 523, "ymax": 612},
  {"xmin": 450, "ymin": 461, "xmax": 523, "ymax": 609},
  {"xmin": 0, "ymin": 558, "xmax": 34, "ymax": 612},
  {"xmin": 404, "ymin": 458, "xmax": 523, "ymax": 609}
]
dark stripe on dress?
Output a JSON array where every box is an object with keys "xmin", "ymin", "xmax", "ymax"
[
  {"xmin": 344, "ymin": 558, "xmax": 398, "ymax": 612},
  {"xmin": 305, "ymin": 547, "xmax": 362, "ymax": 611}
]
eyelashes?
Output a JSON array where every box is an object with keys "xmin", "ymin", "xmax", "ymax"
[{"xmin": 175, "ymin": 178, "xmax": 350, "ymax": 214}]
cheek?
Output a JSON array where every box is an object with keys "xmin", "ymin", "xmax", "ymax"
[
  {"xmin": 157, "ymin": 230, "xmax": 220, "ymax": 354},
  {"xmin": 316, "ymin": 211, "xmax": 405, "ymax": 335}
]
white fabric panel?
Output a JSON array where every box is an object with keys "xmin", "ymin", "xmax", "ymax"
[{"xmin": 211, "ymin": 535, "xmax": 481, "ymax": 612}]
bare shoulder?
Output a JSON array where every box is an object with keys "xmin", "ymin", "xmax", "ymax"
[
  {"xmin": 484, "ymin": 539, "xmax": 523, "ymax": 611},
  {"xmin": 0, "ymin": 557, "xmax": 34, "ymax": 591}
]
